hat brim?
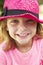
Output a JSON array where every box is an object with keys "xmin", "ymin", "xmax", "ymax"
[{"xmin": 0, "ymin": 13, "xmax": 43, "ymax": 23}]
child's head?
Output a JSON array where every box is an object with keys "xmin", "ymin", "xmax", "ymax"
[
  {"xmin": 0, "ymin": 18, "xmax": 43, "ymax": 50},
  {"xmin": 0, "ymin": 0, "xmax": 43, "ymax": 50},
  {"xmin": 7, "ymin": 17, "xmax": 37, "ymax": 45}
]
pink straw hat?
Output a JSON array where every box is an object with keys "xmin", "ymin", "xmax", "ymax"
[{"xmin": 0, "ymin": 0, "xmax": 43, "ymax": 23}]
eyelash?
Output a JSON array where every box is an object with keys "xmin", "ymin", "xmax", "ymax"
[
  {"xmin": 26, "ymin": 20, "xmax": 34, "ymax": 23},
  {"xmin": 10, "ymin": 20, "xmax": 19, "ymax": 26},
  {"xmin": 10, "ymin": 20, "xmax": 19, "ymax": 24},
  {"xmin": 12, "ymin": 20, "xmax": 18, "ymax": 23}
]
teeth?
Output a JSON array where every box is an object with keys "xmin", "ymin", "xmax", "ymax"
[
  {"xmin": 20, "ymin": 35, "xmax": 26, "ymax": 37},
  {"xmin": 17, "ymin": 33, "xmax": 29, "ymax": 37},
  {"xmin": 20, "ymin": 34, "xmax": 28, "ymax": 36}
]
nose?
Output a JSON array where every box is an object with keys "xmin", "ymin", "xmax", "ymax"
[{"xmin": 18, "ymin": 22, "xmax": 26, "ymax": 32}]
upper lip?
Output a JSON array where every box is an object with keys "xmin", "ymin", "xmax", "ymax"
[{"xmin": 16, "ymin": 33, "xmax": 29, "ymax": 37}]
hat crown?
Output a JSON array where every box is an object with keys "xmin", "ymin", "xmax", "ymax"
[{"xmin": 4, "ymin": 0, "xmax": 39, "ymax": 14}]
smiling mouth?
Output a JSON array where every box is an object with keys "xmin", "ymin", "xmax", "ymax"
[{"xmin": 16, "ymin": 33, "xmax": 30, "ymax": 39}]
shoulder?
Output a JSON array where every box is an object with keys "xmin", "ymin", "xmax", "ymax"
[
  {"xmin": 40, "ymin": 38, "xmax": 43, "ymax": 51},
  {"xmin": 33, "ymin": 38, "xmax": 43, "ymax": 64},
  {"xmin": 33, "ymin": 36, "xmax": 43, "ymax": 47},
  {"xmin": 36, "ymin": 38, "xmax": 43, "ymax": 50},
  {"xmin": 36, "ymin": 39, "xmax": 43, "ymax": 61},
  {"xmin": 0, "ymin": 50, "xmax": 7, "ymax": 65},
  {"xmin": 38, "ymin": 39, "xmax": 43, "ymax": 65},
  {"xmin": 39, "ymin": 38, "xmax": 43, "ymax": 49},
  {"xmin": 0, "ymin": 48, "xmax": 14, "ymax": 65}
]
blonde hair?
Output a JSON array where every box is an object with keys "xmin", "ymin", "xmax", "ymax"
[
  {"xmin": 0, "ymin": 19, "xmax": 43, "ymax": 50},
  {"xmin": 0, "ymin": 20, "xmax": 13, "ymax": 50}
]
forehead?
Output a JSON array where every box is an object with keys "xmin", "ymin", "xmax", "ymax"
[{"xmin": 7, "ymin": 17, "xmax": 30, "ymax": 21}]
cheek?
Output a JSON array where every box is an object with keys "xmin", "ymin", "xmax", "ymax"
[
  {"xmin": 29, "ymin": 24, "xmax": 37, "ymax": 33},
  {"xmin": 8, "ymin": 26, "xmax": 17, "ymax": 34},
  {"xmin": 31, "ymin": 27, "xmax": 37, "ymax": 34}
]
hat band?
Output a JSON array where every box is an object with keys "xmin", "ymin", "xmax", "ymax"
[{"xmin": 2, "ymin": 8, "xmax": 39, "ymax": 18}]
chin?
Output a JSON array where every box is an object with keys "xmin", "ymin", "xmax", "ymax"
[{"xmin": 15, "ymin": 38, "xmax": 31, "ymax": 45}]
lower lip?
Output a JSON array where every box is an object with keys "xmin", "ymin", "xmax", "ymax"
[{"xmin": 16, "ymin": 34, "xmax": 29, "ymax": 39}]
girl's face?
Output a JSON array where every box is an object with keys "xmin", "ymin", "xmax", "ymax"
[{"xmin": 7, "ymin": 17, "xmax": 37, "ymax": 45}]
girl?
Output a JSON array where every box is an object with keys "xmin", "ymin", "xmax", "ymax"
[{"xmin": 0, "ymin": 0, "xmax": 43, "ymax": 65}]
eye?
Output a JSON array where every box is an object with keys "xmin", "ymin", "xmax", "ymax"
[
  {"xmin": 26, "ymin": 19, "xmax": 34, "ymax": 23},
  {"xmin": 10, "ymin": 19, "xmax": 19, "ymax": 25},
  {"xmin": 12, "ymin": 20, "xmax": 18, "ymax": 23}
]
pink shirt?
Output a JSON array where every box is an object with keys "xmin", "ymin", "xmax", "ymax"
[{"xmin": 0, "ymin": 37, "xmax": 43, "ymax": 65}]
